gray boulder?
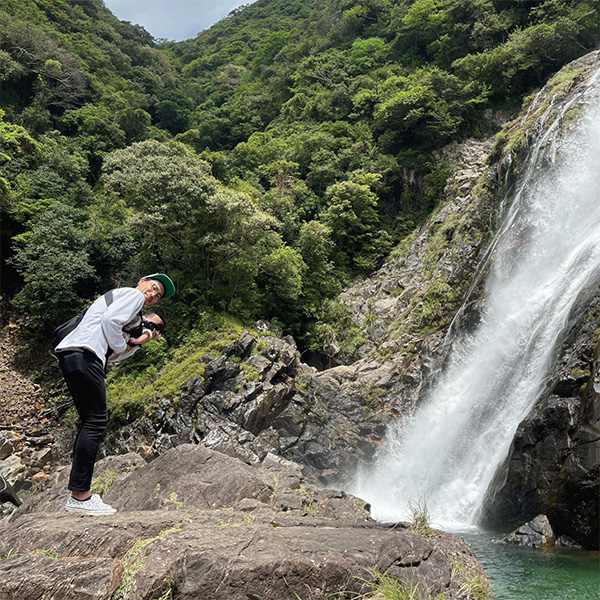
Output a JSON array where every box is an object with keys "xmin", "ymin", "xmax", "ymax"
[
  {"xmin": 502, "ymin": 515, "xmax": 556, "ymax": 548},
  {"xmin": 0, "ymin": 444, "xmax": 492, "ymax": 600}
]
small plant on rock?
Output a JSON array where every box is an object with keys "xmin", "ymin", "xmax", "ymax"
[
  {"xmin": 451, "ymin": 558, "xmax": 492, "ymax": 600},
  {"xmin": 409, "ymin": 499, "xmax": 434, "ymax": 537},
  {"xmin": 355, "ymin": 568, "xmax": 435, "ymax": 600},
  {"xmin": 156, "ymin": 579, "xmax": 174, "ymax": 599},
  {"xmin": 0, "ymin": 541, "xmax": 14, "ymax": 560},
  {"xmin": 90, "ymin": 469, "xmax": 118, "ymax": 497},
  {"xmin": 32, "ymin": 548, "xmax": 60, "ymax": 559}
]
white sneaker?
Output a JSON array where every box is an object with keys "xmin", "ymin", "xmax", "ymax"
[{"xmin": 65, "ymin": 493, "xmax": 117, "ymax": 515}]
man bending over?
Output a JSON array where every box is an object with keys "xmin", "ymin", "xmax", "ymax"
[{"xmin": 54, "ymin": 273, "xmax": 175, "ymax": 515}]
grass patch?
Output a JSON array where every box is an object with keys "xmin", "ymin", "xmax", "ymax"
[
  {"xmin": 156, "ymin": 582, "xmax": 174, "ymax": 600},
  {"xmin": 356, "ymin": 568, "xmax": 440, "ymax": 600},
  {"xmin": 91, "ymin": 469, "xmax": 118, "ymax": 497},
  {"xmin": 409, "ymin": 499, "xmax": 434, "ymax": 537},
  {"xmin": 0, "ymin": 541, "xmax": 14, "ymax": 560},
  {"xmin": 112, "ymin": 521, "xmax": 185, "ymax": 600},
  {"xmin": 106, "ymin": 314, "xmax": 246, "ymax": 426},
  {"xmin": 450, "ymin": 558, "xmax": 492, "ymax": 600}
]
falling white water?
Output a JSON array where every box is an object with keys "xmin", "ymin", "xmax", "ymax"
[{"xmin": 351, "ymin": 76, "xmax": 600, "ymax": 528}]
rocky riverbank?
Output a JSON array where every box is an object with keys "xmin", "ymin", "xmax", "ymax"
[{"xmin": 0, "ymin": 444, "xmax": 492, "ymax": 600}]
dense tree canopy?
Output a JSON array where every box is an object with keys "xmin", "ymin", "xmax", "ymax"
[{"xmin": 1, "ymin": 0, "xmax": 597, "ymax": 352}]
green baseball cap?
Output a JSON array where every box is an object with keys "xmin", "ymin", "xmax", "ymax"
[{"xmin": 145, "ymin": 273, "xmax": 175, "ymax": 299}]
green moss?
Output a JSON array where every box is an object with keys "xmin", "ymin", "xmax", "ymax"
[
  {"xmin": 106, "ymin": 315, "xmax": 247, "ymax": 426},
  {"xmin": 240, "ymin": 362, "xmax": 260, "ymax": 382},
  {"xmin": 218, "ymin": 512, "xmax": 256, "ymax": 527},
  {"xmin": 389, "ymin": 284, "xmax": 405, "ymax": 298},
  {"xmin": 389, "ymin": 226, "xmax": 419, "ymax": 262},
  {"xmin": 363, "ymin": 386, "xmax": 386, "ymax": 409},
  {"xmin": 502, "ymin": 124, "xmax": 529, "ymax": 164},
  {"xmin": 495, "ymin": 67, "xmax": 585, "ymax": 181},
  {"xmin": 413, "ymin": 277, "xmax": 458, "ymax": 332},
  {"xmin": 420, "ymin": 206, "xmax": 479, "ymax": 282},
  {"xmin": 570, "ymin": 365, "xmax": 589, "ymax": 380},
  {"xmin": 363, "ymin": 312, "xmax": 378, "ymax": 327},
  {"xmin": 545, "ymin": 68, "xmax": 584, "ymax": 102},
  {"xmin": 161, "ymin": 492, "xmax": 183, "ymax": 510},
  {"xmin": 294, "ymin": 375, "xmax": 309, "ymax": 390},
  {"xmin": 561, "ymin": 106, "xmax": 583, "ymax": 131},
  {"xmin": 90, "ymin": 469, "xmax": 118, "ymax": 497},
  {"xmin": 373, "ymin": 344, "xmax": 396, "ymax": 363}
]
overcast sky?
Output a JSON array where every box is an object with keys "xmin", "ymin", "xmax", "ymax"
[{"xmin": 104, "ymin": 0, "xmax": 257, "ymax": 41}]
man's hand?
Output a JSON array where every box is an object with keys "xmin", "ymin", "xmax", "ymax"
[{"xmin": 128, "ymin": 329, "xmax": 160, "ymax": 347}]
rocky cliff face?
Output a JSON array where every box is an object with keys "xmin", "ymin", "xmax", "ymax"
[
  {"xmin": 480, "ymin": 287, "xmax": 600, "ymax": 549},
  {"xmin": 475, "ymin": 52, "xmax": 600, "ymax": 550}
]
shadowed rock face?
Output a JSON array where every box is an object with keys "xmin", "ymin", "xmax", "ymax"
[{"xmin": 0, "ymin": 445, "xmax": 491, "ymax": 600}]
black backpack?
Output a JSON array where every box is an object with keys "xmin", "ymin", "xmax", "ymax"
[{"xmin": 51, "ymin": 290, "xmax": 114, "ymax": 351}]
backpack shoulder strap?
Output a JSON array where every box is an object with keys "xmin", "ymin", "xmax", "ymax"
[{"xmin": 105, "ymin": 289, "xmax": 141, "ymax": 330}]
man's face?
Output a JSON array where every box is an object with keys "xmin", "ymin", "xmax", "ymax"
[
  {"xmin": 144, "ymin": 313, "xmax": 164, "ymax": 338},
  {"xmin": 137, "ymin": 278, "xmax": 165, "ymax": 305}
]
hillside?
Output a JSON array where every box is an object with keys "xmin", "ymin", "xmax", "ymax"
[{"xmin": 2, "ymin": 0, "xmax": 597, "ymax": 351}]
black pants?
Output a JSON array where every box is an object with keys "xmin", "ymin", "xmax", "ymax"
[{"xmin": 58, "ymin": 350, "xmax": 108, "ymax": 492}]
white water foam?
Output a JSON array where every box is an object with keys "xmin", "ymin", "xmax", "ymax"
[{"xmin": 351, "ymin": 78, "xmax": 600, "ymax": 528}]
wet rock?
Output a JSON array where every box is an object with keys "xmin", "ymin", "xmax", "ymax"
[
  {"xmin": 503, "ymin": 515, "xmax": 556, "ymax": 548},
  {"xmin": 555, "ymin": 535, "xmax": 584, "ymax": 549}
]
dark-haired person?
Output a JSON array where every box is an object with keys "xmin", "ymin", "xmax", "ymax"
[
  {"xmin": 110, "ymin": 312, "xmax": 166, "ymax": 363},
  {"xmin": 54, "ymin": 274, "xmax": 175, "ymax": 515}
]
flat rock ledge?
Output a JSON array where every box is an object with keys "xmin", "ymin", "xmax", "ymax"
[{"xmin": 0, "ymin": 445, "xmax": 492, "ymax": 600}]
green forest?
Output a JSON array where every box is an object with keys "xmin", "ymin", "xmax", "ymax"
[{"xmin": 1, "ymin": 0, "xmax": 598, "ymax": 360}]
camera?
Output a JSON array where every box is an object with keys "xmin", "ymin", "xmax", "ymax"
[{"xmin": 142, "ymin": 318, "xmax": 161, "ymax": 332}]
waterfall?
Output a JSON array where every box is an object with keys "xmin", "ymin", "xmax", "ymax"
[{"xmin": 351, "ymin": 75, "xmax": 600, "ymax": 528}]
